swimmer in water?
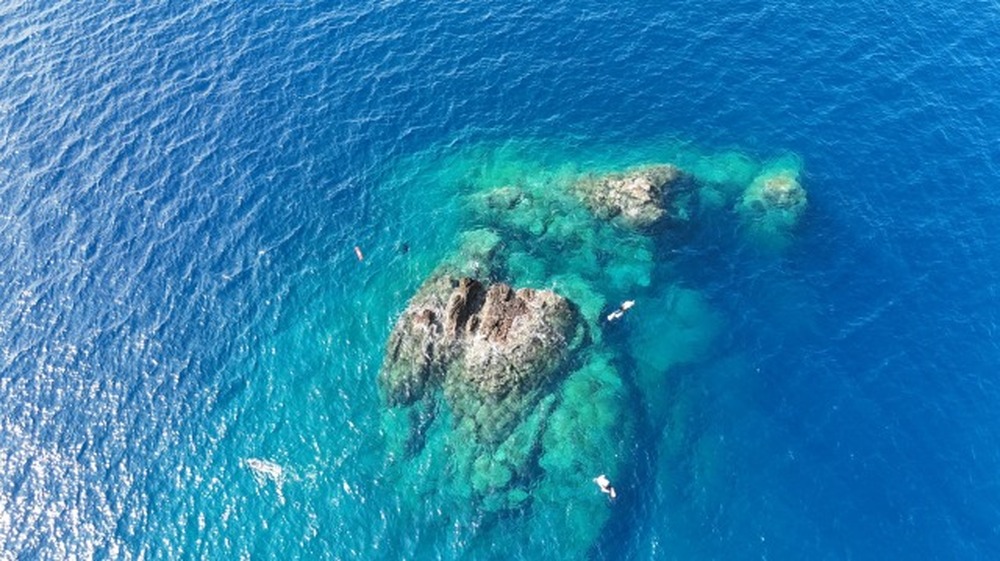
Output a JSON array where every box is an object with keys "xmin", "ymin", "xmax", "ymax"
[
  {"xmin": 593, "ymin": 474, "xmax": 617, "ymax": 499},
  {"xmin": 606, "ymin": 299, "xmax": 635, "ymax": 322}
]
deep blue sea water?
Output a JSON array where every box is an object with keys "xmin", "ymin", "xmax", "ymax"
[{"xmin": 2, "ymin": 1, "xmax": 1000, "ymax": 559}]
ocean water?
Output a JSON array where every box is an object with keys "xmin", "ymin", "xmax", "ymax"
[{"xmin": 2, "ymin": 0, "xmax": 1000, "ymax": 559}]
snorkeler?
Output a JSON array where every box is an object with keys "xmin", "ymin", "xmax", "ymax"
[
  {"xmin": 605, "ymin": 300, "xmax": 635, "ymax": 322},
  {"xmin": 593, "ymin": 474, "xmax": 617, "ymax": 499}
]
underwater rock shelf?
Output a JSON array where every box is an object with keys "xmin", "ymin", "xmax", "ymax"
[{"xmin": 377, "ymin": 151, "xmax": 807, "ymax": 554}]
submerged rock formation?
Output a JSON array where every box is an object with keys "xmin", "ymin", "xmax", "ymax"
[
  {"xmin": 739, "ymin": 169, "xmax": 806, "ymax": 222},
  {"xmin": 379, "ymin": 273, "xmax": 584, "ymax": 442},
  {"xmin": 744, "ymin": 170, "xmax": 805, "ymax": 212},
  {"xmin": 574, "ymin": 164, "xmax": 688, "ymax": 229}
]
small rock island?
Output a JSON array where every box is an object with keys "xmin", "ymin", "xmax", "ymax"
[
  {"xmin": 574, "ymin": 164, "xmax": 690, "ymax": 229},
  {"xmin": 380, "ymin": 273, "xmax": 584, "ymax": 443}
]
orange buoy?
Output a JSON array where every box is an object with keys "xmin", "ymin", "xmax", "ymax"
[{"xmin": 354, "ymin": 245, "xmax": 364, "ymax": 261}]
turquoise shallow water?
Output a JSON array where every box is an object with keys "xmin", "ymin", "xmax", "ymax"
[{"xmin": 2, "ymin": 1, "xmax": 1000, "ymax": 559}]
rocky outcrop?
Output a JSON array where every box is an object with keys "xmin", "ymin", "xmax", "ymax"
[
  {"xmin": 379, "ymin": 274, "xmax": 583, "ymax": 442},
  {"xmin": 743, "ymin": 170, "xmax": 806, "ymax": 213},
  {"xmin": 574, "ymin": 164, "xmax": 687, "ymax": 229},
  {"xmin": 737, "ymin": 169, "xmax": 807, "ymax": 238}
]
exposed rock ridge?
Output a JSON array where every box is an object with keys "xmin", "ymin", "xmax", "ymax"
[
  {"xmin": 379, "ymin": 274, "xmax": 583, "ymax": 441},
  {"xmin": 574, "ymin": 164, "xmax": 687, "ymax": 229}
]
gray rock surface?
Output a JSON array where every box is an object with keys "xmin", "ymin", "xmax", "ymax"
[
  {"xmin": 574, "ymin": 164, "xmax": 686, "ymax": 229},
  {"xmin": 379, "ymin": 274, "xmax": 583, "ymax": 441}
]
